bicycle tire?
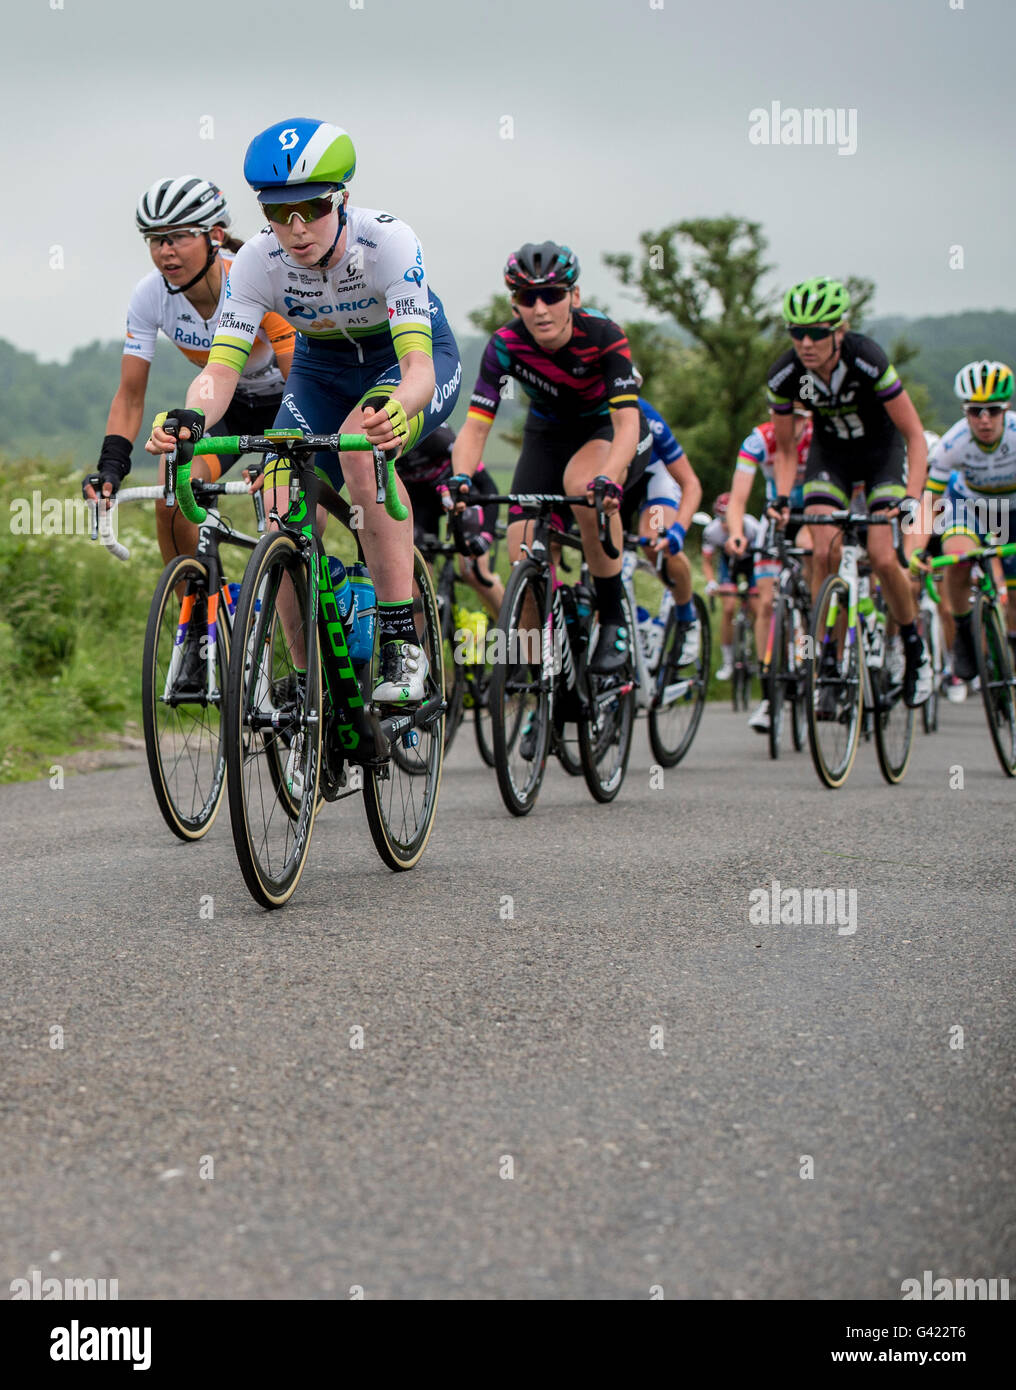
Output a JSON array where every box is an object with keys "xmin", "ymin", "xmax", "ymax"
[
  {"xmin": 489, "ymin": 560, "xmax": 551, "ymax": 815},
  {"xmin": 648, "ymin": 592, "xmax": 710, "ymax": 767},
  {"xmin": 362, "ymin": 547, "xmax": 445, "ymax": 867},
  {"xmin": 225, "ymin": 531, "xmax": 321, "ymax": 908},
  {"xmin": 473, "ymin": 666, "xmax": 496, "ymax": 767},
  {"xmin": 919, "ymin": 604, "xmax": 941, "ymax": 734},
  {"xmin": 767, "ymin": 595, "xmax": 787, "ymax": 760},
  {"xmin": 142, "ymin": 556, "xmax": 228, "ymax": 841},
  {"xmin": 974, "ymin": 590, "xmax": 1016, "ymax": 775},
  {"xmin": 788, "ymin": 599, "xmax": 808, "ymax": 752},
  {"xmin": 872, "ymin": 616, "xmax": 914, "ymax": 785},
  {"xmin": 578, "ymin": 586, "xmax": 636, "ymax": 802},
  {"xmin": 807, "ymin": 575, "xmax": 863, "ymax": 789}
]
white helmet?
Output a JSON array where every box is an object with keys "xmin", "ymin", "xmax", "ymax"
[{"xmin": 136, "ymin": 176, "xmax": 231, "ymax": 235}]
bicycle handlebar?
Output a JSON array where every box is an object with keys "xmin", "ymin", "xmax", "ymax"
[
  {"xmin": 461, "ymin": 490, "xmax": 619, "ymax": 559},
  {"xmin": 921, "ymin": 540, "xmax": 1016, "ymax": 604},
  {"xmin": 87, "ymin": 481, "xmax": 252, "ymax": 562},
  {"xmin": 165, "ymin": 425, "xmax": 408, "ymax": 526}
]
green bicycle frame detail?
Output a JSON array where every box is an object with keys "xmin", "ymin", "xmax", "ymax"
[
  {"xmin": 171, "ymin": 429, "xmax": 408, "ymax": 525},
  {"xmin": 923, "ymin": 542, "xmax": 1016, "ymax": 604}
]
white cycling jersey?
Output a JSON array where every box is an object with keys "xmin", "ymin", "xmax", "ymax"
[
  {"xmin": 209, "ymin": 207, "xmax": 435, "ymax": 373},
  {"xmin": 123, "ymin": 252, "xmax": 293, "ymax": 398},
  {"xmin": 928, "ymin": 412, "xmax": 1016, "ymax": 498},
  {"xmin": 702, "ymin": 514, "xmax": 766, "ymax": 555}
]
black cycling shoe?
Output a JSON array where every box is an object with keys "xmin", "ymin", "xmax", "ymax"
[
  {"xmin": 950, "ymin": 619, "xmax": 978, "ymax": 682},
  {"xmin": 589, "ymin": 622, "xmax": 629, "ymax": 675},
  {"xmin": 903, "ymin": 637, "xmax": 932, "ymax": 708},
  {"xmin": 519, "ymin": 714, "xmax": 539, "ymax": 761}
]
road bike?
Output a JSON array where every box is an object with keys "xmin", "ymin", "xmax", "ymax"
[
  {"xmin": 761, "ymin": 524, "xmax": 811, "ymax": 760},
  {"xmin": 484, "ymin": 491, "xmax": 635, "ymax": 814},
  {"xmin": 922, "ymin": 540, "xmax": 1016, "ymax": 775},
  {"xmin": 621, "ymin": 533, "xmax": 711, "ymax": 767},
  {"xmin": 805, "ymin": 511, "xmax": 914, "ymax": 789},
  {"xmin": 169, "ymin": 426, "xmax": 445, "ymax": 907},
  {"xmin": 916, "ymin": 574, "xmax": 946, "ymax": 735},
  {"xmin": 88, "ymin": 469, "xmax": 262, "ymax": 840}
]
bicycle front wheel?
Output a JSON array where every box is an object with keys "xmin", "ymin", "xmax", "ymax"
[
  {"xmin": 362, "ymin": 547, "xmax": 445, "ymax": 868},
  {"xmin": 872, "ymin": 623, "xmax": 914, "ymax": 785},
  {"xmin": 919, "ymin": 604, "xmax": 941, "ymax": 734},
  {"xmin": 807, "ymin": 575, "xmax": 862, "ymax": 789},
  {"xmin": 489, "ymin": 561, "xmax": 551, "ymax": 815},
  {"xmin": 578, "ymin": 587, "xmax": 636, "ymax": 803},
  {"xmin": 142, "ymin": 556, "xmax": 229, "ymax": 840},
  {"xmin": 648, "ymin": 593, "xmax": 710, "ymax": 767},
  {"xmin": 974, "ymin": 590, "xmax": 1016, "ymax": 775},
  {"xmin": 225, "ymin": 531, "xmax": 321, "ymax": 908},
  {"xmin": 767, "ymin": 596, "xmax": 787, "ymax": 760}
]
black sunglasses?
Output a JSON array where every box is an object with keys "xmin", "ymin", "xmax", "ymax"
[
  {"xmin": 515, "ymin": 287, "xmax": 571, "ymax": 308},
  {"xmin": 964, "ymin": 404, "xmax": 1005, "ymax": 418},
  {"xmin": 788, "ymin": 324, "xmax": 836, "ymax": 342}
]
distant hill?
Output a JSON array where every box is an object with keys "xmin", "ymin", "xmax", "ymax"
[{"xmin": 3, "ymin": 308, "xmax": 1013, "ymax": 469}]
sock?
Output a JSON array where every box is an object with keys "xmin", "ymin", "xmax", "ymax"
[
  {"xmin": 593, "ymin": 573, "xmax": 624, "ymax": 625},
  {"xmin": 721, "ymin": 643, "xmax": 733, "ymax": 664},
  {"xmin": 899, "ymin": 621, "xmax": 920, "ymax": 645},
  {"xmin": 676, "ymin": 600, "xmax": 695, "ymax": 623},
  {"xmin": 378, "ymin": 599, "xmax": 416, "ymax": 642},
  {"xmin": 954, "ymin": 610, "xmax": 972, "ymax": 627}
]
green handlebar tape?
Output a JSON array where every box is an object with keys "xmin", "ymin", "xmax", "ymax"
[
  {"xmin": 195, "ymin": 436, "xmax": 240, "ymax": 456},
  {"xmin": 383, "ymin": 456, "xmax": 409, "ymax": 522},
  {"xmin": 923, "ymin": 570, "xmax": 940, "ymax": 604},
  {"xmin": 174, "ymin": 455, "xmax": 207, "ymax": 525}
]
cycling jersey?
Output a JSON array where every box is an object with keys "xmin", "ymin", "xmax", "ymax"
[
  {"xmin": 124, "ymin": 252, "xmax": 294, "ymax": 399},
  {"xmin": 736, "ymin": 418, "xmax": 813, "ymax": 497},
  {"xmin": 208, "ymin": 207, "xmax": 436, "ymax": 372},
  {"xmin": 468, "ymin": 309, "xmax": 641, "ymax": 424},
  {"xmin": 639, "ymin": 397, "xmax": 684, "ymax": 465},
  {"xmin": 927, "ymin": 412, "xmax": 1016, "ymax": 498},
  {"xmin": 702, "ymin": 514, "xmax": 766, "ymax": 556},
  {"xmin": 766, "ymin": 333, "xmax": 903, "ymax": 451}
]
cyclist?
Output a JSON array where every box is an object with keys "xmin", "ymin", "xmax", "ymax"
[
  {"xmin": 449, "ymin": 241, "xmax": 652, "ymax": 674},
  {"xmin": 726, "ymin": 407, "xmax": 813, "ymax": 732},
  {"xmin": 915, "ymin": 361, "xmax": 1016, "ymax": 681},
  {"xmin": 767, "ymin": 277, "xmax": 932, "ymax": 708},
  {"xmin": 84, "ymin": 177, "xmax": 295, "ymax": 563},
  {"xmin": 147, "ymin": 119, "xmax": 462, "ymax": 706},
  {"xmin": 629, "ymin": 369, "xmax": 704, "ymax": 664},
  {"xmin": 396, "ymin": 423, "xmax": 505, "ymax": 621},
  {"xmin": 701, "ymin": 493, "xmax": 767, "ymax": 682}
]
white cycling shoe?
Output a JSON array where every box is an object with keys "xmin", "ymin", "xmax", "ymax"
[
  {"xmin": 748, "ymin": 699, "xmax": 770, "ymax": 732},
  {"xmin": 373, "ymin": 640, "xmax": 430, "ymax": 705},
  {"xmin": 715, "ymin": 661, "xmax": 733, "ymax": 681},
  {"xmin": 674, "ymin": 618, "xmax": 701, "ymax": 667}
]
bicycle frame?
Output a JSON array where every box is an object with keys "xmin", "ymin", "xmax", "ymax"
[{"xmin": 809, "ymin": 513, "xmax": 896, "ymax": 706}]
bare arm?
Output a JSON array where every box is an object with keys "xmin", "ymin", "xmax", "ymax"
[
  {"xmin": 452, "ymin": 415, "xmax": 493, "ymax": 478},
  {"xmin": 668, "ymin": 454, "xmax": 703, "ymax": 532},
  {"xmin": 104, "ymin": 354, "xmax": 151, "ymax": 442},
  {"xmin": 726, "ymin": 465, "xmax": 754, "ymax": 555},
  {"xmin": 771, "ymin": 411, "xmax": 799, "ymax": 500},
  {"xmin": 605, "ymin": 408, "xmax": 639, "ymax": 483},
  {"xmin": 885, "ymin": 390, "xmax": 928, "ymax": 554}
]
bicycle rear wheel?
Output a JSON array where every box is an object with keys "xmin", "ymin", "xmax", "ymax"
[
  {"xmin": 807, "ymin": 575, "xmax": 862, "ymax": 789},
  {"xmin": 974, "ymin": 590, "xmax": 1016, "ymax": 775},
  {"xmin": 225, "ymin": 532, "xmax": 321, "ymax": 908},
  {"xmin": 142, "ymin": 556, "xmax": 228, "ymax": 840},
  {"xmin": 472, "ymin": 665, "xmax": 496, "ymax": 767},
  {"xmin": 648, "ymin": 593, "xmax": 710, "ymax": 767},
  {"xmin": 362, "ymin": 548, "xmax": 445, "ymax": 867},
  {"xmin": 767, "ymin": 596, "xmax": 787, "ymax": 760},
  {"xmin": 578, "ymin": 587, "xmax": 636, "ymax": 803},
  {"xmin": 489, "ymin": 560, "xmax": 551, "ymax": 815},
  {"xmin": 872, "ymin": 621, "xmax": 914, "ymax": 784}
]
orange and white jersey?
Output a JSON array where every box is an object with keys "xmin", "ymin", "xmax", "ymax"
[{"xmin": 123, "ymin": 252, "xmax": 295, "ymax": 397}]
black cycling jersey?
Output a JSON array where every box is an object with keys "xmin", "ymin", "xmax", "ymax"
[
  {"xmin": 468, "ymin": 308, "xmax": 640, "ymax": 425},
  {"xmin": 766, "ymin": 332, "xmax": 903, "ymax": 452}
]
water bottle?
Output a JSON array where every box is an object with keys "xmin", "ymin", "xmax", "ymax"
[
  {"xmin": 327, "ymin": 556, "xmax": 356, "ymax": 629},
  {"xmin": 620, "ymin": 549, "xmax": 637, "ymax": 585},
  {"xmin": 225, "ymin": 581, "xmax": 241, "ymax": 617},
  {"xmin": 636, "ymin": 604, "xmax": 655, "ymax": 663},
  {"xmin": 346, "ymin": 561, "xmax": 378, "ymax": 668},
  {"xmin": 573, "ymin": 583, "xmax": 594, "ymax": 653}
]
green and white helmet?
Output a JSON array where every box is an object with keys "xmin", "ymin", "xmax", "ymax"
[
  {"xmin": 954, "ymin": 360, "xmax": 1014, "ymax": 404},
  {"xmin": 782, "ymin": 277, "xmax": 850, "ymax": 328}
]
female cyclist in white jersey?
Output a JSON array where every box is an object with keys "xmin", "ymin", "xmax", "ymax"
[{"xmin": 83, "ymin": 176, "xmax": 294, "ymax": 562}]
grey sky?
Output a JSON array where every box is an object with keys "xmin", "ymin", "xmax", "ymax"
[{"xmin": 4, "ymin": 0, "xmax": 1011, "ymax": 362}]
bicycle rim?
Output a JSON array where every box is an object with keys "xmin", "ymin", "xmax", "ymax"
[
  {"xmin": 490, "ymin": 562, "xmax": 550, "ymax": 815},
  {"xmin": 767, "ymin": 598, "xmax": 786, "ymax": 760},
  {"xmin": 578, "ymin": 588, "xmax": 636, "ymax": 802},
  {"xmin": 790, "ymin": 603, "xmax": 808, "ymax": 752},
  {"xmin": 807, "ymin": 575, "xmax": 862, "ymax": 788},
  {"xmin": 873, "ymin": 628, "xmax": 914, "ymax": 784},
  {"xmin": 975, "ymin": 593, "xmax": 1016, "ymax": 775},
  {"xmin": 225, "ymin": 532, "xmax": 321, "ymax": 908},
  {"xmin": 473, "ymin": 665, "xmax": 496, "ymax": 767},
  {"xmin": 142, "ymin": 556, "xmax": 228, "ymax": 840},
  {"xmin": 362, "ymin": 548, "xmax": 445, "ymax": 867},
  {"xmin": 648, "ymin": 593, "xmax": 710, "ymax": 767}
]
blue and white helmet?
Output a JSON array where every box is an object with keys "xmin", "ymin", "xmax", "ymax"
[{"xmin": 243, "ymin": 118, "xmax": 357, "ymax": 203}]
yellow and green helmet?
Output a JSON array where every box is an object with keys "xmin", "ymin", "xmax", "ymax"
[
  {"xmin": 782, "ymin": 277, "xmax": 850, "ymax": 328},
  {"xmin": 954, "ymin": 360, "xmax": 1014, "ymax": 405}
]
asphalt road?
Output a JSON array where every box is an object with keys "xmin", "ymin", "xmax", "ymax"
[{"xmin": 2, "ymin": 700, "xmax": 1014, "ymax": 1300}]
